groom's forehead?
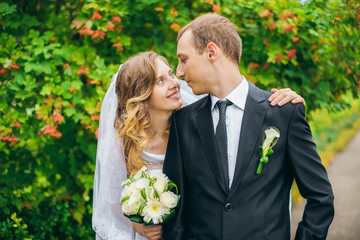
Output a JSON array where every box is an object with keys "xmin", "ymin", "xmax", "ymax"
[
  {"xmin": 177, "ymin": 39, "xmax": 198, "ymax": 57},
  {"xmin": 177, "ymin": 30, "xmax": 194, "ymax": 48}
]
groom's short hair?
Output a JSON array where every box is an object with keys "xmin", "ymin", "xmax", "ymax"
[{"xmin": 177, "ymin": 13, "xmax": 242, "ymax": 65}]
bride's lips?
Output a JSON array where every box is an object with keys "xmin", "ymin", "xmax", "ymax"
[{"xmin": 167, "ymin": 89, "xmax": 180, "ymax": 100}]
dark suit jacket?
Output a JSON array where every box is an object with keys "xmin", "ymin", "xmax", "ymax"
[{"xmin": 163, "ymin": 81, "xmax": 334, "ymax": 240}]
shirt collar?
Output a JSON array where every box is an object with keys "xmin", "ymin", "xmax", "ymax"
[{"xmin": 210, "ymin": 76, "xmax": 249, "ymax": 111}]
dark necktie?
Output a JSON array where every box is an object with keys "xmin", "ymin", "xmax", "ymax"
[{"xmin": 215, "ymin": 99, "xmax": 232, "ymax": 191}]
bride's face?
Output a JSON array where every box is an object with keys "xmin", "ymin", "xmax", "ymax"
[{"xmin": 148, "ymin": 59, "xmax": 183, "ymax": 113}]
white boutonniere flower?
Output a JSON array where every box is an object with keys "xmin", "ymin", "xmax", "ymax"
[{"xmin": 256, "ymin": 127, "xmax": 280, "ymax": 174}]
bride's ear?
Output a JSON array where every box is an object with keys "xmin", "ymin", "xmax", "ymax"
[{"xmin": 206, "ymin": 42, "xmax": 218, "ymax": 61}]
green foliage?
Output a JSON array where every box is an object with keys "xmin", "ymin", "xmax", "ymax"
[
  {"xmin": 0, "ymin": 212, "xmax": 33, "ymax": 239},
  {"xmin": 0, "ymin": 0, "xmax": 359, "ymax": 238},
  {"xmin": 310, "ymin": 93, "xmax": 360, "ymax": 151}
]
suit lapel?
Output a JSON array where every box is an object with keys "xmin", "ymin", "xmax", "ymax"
[
  {"xmin": 229, "ymin": 82, "xmax": 267, "ymax": 198},
  {"xmin": 196, "ymin": 96, "xmax": 227, "ymax": 194}
]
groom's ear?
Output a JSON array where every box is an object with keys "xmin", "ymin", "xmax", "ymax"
[{"xmin": 206, "ymin": 42, "xmax": 218, "ymax": 61}]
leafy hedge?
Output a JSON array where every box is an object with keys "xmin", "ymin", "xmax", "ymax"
[{"xmin": 0, "ymin": 0, "xmax": 359, "ymax": 238}]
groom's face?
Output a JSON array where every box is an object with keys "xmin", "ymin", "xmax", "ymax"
[{"xmin": 176, "ymin": 30, "xmax": 213, "ymax": 95}]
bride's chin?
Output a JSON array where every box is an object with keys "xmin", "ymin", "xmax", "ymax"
[{"xmin": 171, "ymin": 102, "xmax": 183, "ymax": 111}]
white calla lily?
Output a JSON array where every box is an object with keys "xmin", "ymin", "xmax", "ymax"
[
  {"xmin": 133, "ymin": 166, "xmax": 147, "ymax": 180},
  {"xmin": 263, "ymin": 127, "xmax": 280, "ymax": 154},
  {"xmin": 135, "ymin": 178, "xmax": 150, "ymax": 189},
  {"xmin": 256, "ymin": 127, "xmax": 280, "ymax": 174},
  {"xmin": 128, "ymin": 190, "xmax": 143, "ymax": 205}
]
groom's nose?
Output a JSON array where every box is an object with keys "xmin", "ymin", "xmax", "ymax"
[{"xmin": 176, "ymin": 65, "xmax": 185, "ymax": 79}]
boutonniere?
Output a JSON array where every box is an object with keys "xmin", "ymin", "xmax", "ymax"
[{"xmin": 256, "ymin": 127, "xmax": 280, "ymax": 174}]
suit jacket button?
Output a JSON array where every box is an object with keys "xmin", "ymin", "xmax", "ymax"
[{"xmin": 225, "ymin": 203, "xmax": 232, "ymax": 211}]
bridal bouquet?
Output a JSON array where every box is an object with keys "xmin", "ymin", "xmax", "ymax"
[{"xmin": 120, "ymin": 166, "xmax": 180, "ymax": 225}]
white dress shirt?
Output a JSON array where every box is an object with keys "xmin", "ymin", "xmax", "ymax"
[{"xmin": 210, "ymin": 77, "xmax": 249, "ymax": 188}]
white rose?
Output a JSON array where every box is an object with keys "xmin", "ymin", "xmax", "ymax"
[
  {"xmin": 128, "ymin": 189, "xmax": 143, "ymax": 205},
  {"xmin": 160, "ymin": 191, "xmax": 178, "ymax": 209},
  {"xmin": 121, "ymin": 200, "xmax": 132, "ymax": 215},
  {"xmin": 153, "ymin": 173, "xmax": 169, "ymax": 194},
  {"xmin": 121, "ymin": 182, "xmax": 136, "ymax": 197},
  {"xmin": 122, "ymin": 196, "xmax": 144, "ymax": 215}
]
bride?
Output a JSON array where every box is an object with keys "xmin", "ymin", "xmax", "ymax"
[{"xmin": 92, "ymin": 51, "xmax": 303, "ymax": 240}]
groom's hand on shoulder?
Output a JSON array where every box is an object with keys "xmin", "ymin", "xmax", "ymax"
[{"xmin": 269, "ymin": 88, "xmax": 305, "ymax": 106}]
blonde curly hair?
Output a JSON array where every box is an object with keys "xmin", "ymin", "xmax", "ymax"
[{"xmin": 114, "ymin": 52, "xmax": 169, "ymax": 176}]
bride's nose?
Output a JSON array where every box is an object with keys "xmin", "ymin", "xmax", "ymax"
[{"xmin": 168, "ymin": 76, "xmax": 180, "ymax": 89}]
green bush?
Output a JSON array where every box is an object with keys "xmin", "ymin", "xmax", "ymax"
[{"xmin": 0, "ymin": 0, "xmax": 359, "ymax": 238}]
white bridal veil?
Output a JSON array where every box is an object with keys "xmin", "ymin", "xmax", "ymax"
[{"xmin": 92, "ymin": 65, "xmax": 203, "ymax": 239}]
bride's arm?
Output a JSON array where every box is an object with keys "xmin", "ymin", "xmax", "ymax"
[{"xmin": 179, "ymin": 79, "xmax": 305, "ymax": 107}]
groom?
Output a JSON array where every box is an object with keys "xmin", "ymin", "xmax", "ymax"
[{"xmin": 163, "ymin": 14, "xmax": 334, "ymax": 240}]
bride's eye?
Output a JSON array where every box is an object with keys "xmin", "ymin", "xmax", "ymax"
[
  {"xmin": 157, "ymin": 78, "xmax": 164, "ymax": 85},
  {"xmin": 169, "ymin": 71, "xmax": 175, "ymax": 78}
]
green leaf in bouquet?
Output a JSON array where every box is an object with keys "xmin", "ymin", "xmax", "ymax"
[
  {"xmin": 166, "ymin": 180, "xmax": 178, "ymax": 195},
  {"xmin": 162, "ymin": 209, "xmax": 176, "ymax": 223},
  {"xmin": 124, "ymin": 214, "xmax": 144, "ymax": 223},
  {"xmin": 130, "ymin": 215, "xmax": 144, "ymax": 223},
  {"xmin": 138, "ymin": 202, "xmax": 146, "ymax": 215},
  {"xmin": 140, "ymin": 189, "xmax": 147, "ymax": 201},
  {"xmin": 121, "ymin": 196, "xmax": 130, "ymax": 205},
  {"xmin": 153, "ymin": 186, "xmax": 159, "ymax": 199},
  {"xmin": 144, "ymin": 220, "xmax": 154, "ymax": 226}
]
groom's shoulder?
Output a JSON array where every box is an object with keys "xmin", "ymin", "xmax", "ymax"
[
  {"xmin": 179, "ymin": 96, "xmax": 207, "ymax": 112},
  {"xmin": 251, "ymin": 84, "xmax": 300, "ymax": 115},
  {"xmin": 174, "ymin": 96, "xmax": 207, "ymax": 118}
]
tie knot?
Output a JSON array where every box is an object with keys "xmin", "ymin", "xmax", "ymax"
[{"xmin": 216, "ymin": 99, "xmax": 232, "ymax": 114}]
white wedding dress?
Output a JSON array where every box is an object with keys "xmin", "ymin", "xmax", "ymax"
[{"xmin": 92, "ymin": 65, "xmax": 203, "ymax": 240}]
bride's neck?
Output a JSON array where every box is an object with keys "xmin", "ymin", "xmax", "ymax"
[{"xmin": 144, "ymin": 110, "xmax": 171, "ymax": 154}]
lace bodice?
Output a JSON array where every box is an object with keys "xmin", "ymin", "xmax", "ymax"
[{"xmin": 141, "ymin": 150, "xmax": 165, "ymax": 175}]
